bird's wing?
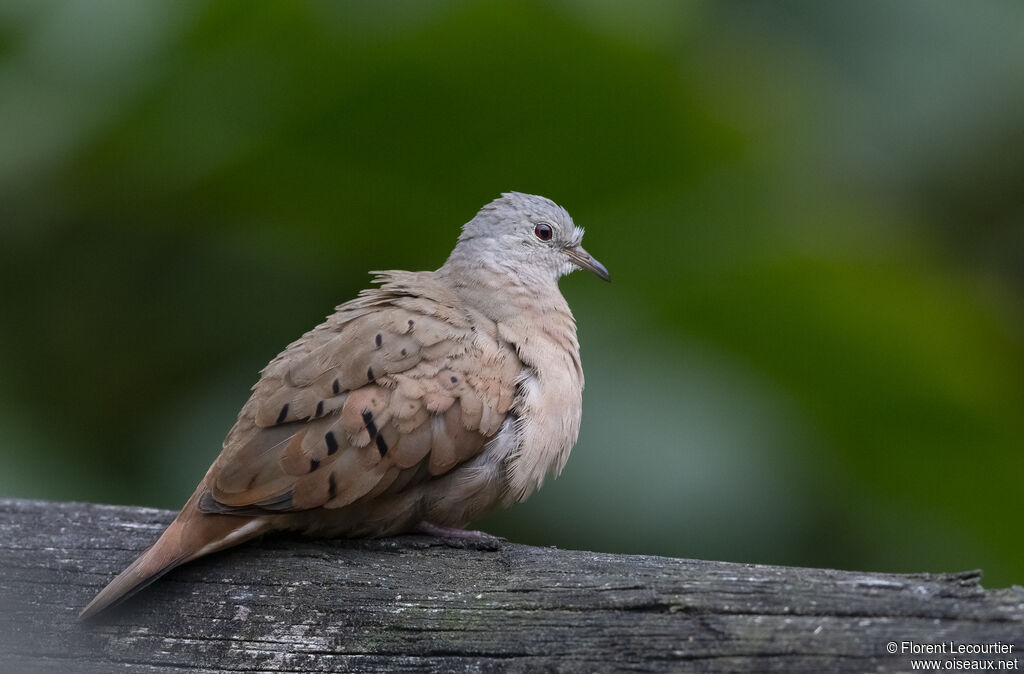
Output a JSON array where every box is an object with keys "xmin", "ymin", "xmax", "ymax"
[{"xmin": 199, "ymin": 272, "xmax": 522, "ymax": 514}]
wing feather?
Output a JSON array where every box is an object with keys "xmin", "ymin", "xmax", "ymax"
[{"xmin": 199, "ymin": 276, "xmax": 520, "ymax": 516}]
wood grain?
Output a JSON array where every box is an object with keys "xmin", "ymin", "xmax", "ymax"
[{"xmin": 1, "ymin": 498, "xmax": 1021, "ymax": 673}]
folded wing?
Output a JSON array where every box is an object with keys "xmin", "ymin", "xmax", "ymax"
[{"xmin": 200, "ymin": 274, "xmax": 521, "ymax": 517}]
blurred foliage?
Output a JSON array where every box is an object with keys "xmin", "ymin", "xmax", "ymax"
[{"xmin": 1, "ymin": 1, "xmax": 1022, "ymax": 586}]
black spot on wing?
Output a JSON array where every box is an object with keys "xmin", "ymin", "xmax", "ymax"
[
  {"xmin": 367, "ymin": 366, "xmax": 375, "ymax": 381},
  {"xmin": 325, "ymin": 431, "xmax": 339, "ymax": 455},
  {"xmin": 328, "ymin": 473, "xmax": 337, "ymax": 500},
  {"xmin": 315, "ymin": 400, "xmax": 324, "ymax": 418},
  {"xmin": 375, "ymin": 333, "xmax": 382, "ymax": 348},
  {"xmin": 361, "ymin": 410, "xmax": 378, "ymax": 438},
  {"xmin": 375, "ymin": 434, "xmax": 388, "ymax": 457},
  {"xmin": 276, "ymin": 404, "xmax": 289, "ymax": 425},
  {"xmin": 332, "ymin": 379, "xmax": 340, "ymax": 395},
  {"xmin": 309, "ymin": 458, "xmax": 320, "ymax": 473}
]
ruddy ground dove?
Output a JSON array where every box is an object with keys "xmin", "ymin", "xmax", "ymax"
[{"xmin": 80, "ymin": 192, "xmax": 609, "ymax": 619}]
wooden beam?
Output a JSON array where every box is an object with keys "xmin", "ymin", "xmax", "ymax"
[{"xmin": 1, "ymin": 498, "xmax": 1021, "ymax": 673}]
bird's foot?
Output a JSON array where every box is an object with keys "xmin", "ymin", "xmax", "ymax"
[{"xmin": 415, "ymin": 521, "xmax": 505, "ymax": 550}]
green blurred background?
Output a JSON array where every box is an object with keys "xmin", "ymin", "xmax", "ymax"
[{"xmin": 2, "ymin": 1, "xmax": 1022, "ymax": 587}]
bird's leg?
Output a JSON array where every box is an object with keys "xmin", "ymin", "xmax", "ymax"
[{"xmin": 415, "ymin": 521, "xmax": 506, "ymax": 544}]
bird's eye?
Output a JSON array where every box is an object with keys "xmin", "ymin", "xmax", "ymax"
[{"xmin": 534, "ymin": 223, "xmax": 553, "ymax": 241}]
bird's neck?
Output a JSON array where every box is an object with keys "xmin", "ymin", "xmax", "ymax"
[{"xmin": 437, "ymin": 254, "xmax": 568, "ymax": 326}]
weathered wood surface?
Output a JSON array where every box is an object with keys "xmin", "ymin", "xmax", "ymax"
[{"xmin": 1, "ymin": 498, "xmax": 1021, "ymax": 673}]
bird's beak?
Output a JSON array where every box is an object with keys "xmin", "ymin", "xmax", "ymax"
[{"xmin": 565, "ymin": 245, "xmax": 611, "ymax": 282}]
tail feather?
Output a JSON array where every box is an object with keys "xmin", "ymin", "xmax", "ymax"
[{"xmin": 79, "ymin": 492, "xmax": 270, "ymax": 620}]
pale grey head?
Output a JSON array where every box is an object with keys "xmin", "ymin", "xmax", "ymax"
[{"xmin": 445, "ymin": 192, "xmax": 610, "ymax": 285}]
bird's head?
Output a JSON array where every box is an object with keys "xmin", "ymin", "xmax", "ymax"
[{"xmin": 449, "ymin": 192, "xmax": 610, "ymax": 286}]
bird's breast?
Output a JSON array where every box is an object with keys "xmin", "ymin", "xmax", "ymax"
[{"xmin": 498, "ymin": 313, "xmax": 584, "ymax": 504}]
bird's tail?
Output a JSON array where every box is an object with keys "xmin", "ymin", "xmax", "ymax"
[{"xmin": 79, "ymin": 490, "xmax": 271, "ymax": 620}]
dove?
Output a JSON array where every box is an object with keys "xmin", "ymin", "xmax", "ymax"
[{"xmin": 79, "ymin": 192, "xmax": 609, "ymax": 620}]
